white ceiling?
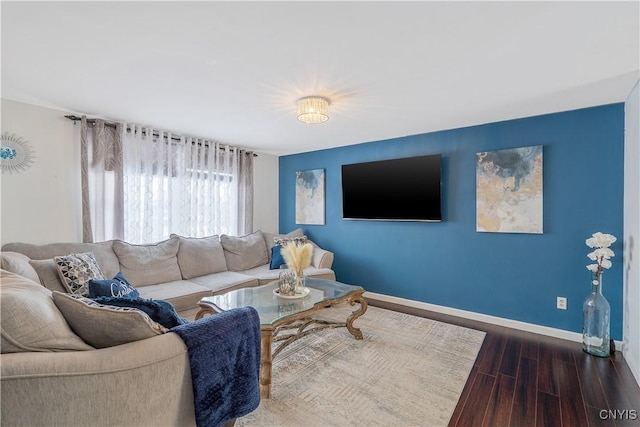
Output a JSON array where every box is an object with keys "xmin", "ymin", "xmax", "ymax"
[{"xmin": 2, "ymin": 1, "xmax": 638, "ymax": 156}]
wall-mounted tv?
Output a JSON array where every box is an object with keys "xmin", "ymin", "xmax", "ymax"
[{"xmin": 341, "ymin": 154, "xmax": 442, "ymax": 222}]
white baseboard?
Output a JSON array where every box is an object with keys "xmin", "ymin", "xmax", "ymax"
[
  {"xmin": 623, "ymin": 346, "xmax": 640, "ymax": 387},
  {"xmin": 364, "ymin": 291, "xmax": 624, "ymax": 349}
]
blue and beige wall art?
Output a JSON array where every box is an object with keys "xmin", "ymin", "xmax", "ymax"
[
  {"xmin": 295, "ymin": 168, "xmax": 325, "ymax": 225},
  {"xmin": 476, "ymin": 145, "xmax": 543, "ymax": 234}
]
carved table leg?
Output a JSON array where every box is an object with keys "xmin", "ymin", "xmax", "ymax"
[
  {"xmin": 195, "ymin": 304, "xmax": 215, "ymax": 320},
  {"xmin": 260, "ymin": 329, "xmax": 273, "ymax": 398},
  {"xmin": 346, "ymin": 292, "xmax": 368, "ymax": 340}
]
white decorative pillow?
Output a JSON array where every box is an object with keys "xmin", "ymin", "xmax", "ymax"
[
  {"xmin": 52, "ymin": 291, "xmax": 167, "ymax": 348},
  {"xmin": 274, "ymin": 235, "xmax": 308, "ymax": 247},
  {"xmin": 54, "ymin": 252, "xmax": 106, "ymax": 296},
  {"xmin": 263, "ymin": 229, "xmax": 304, "ymax": 256}
]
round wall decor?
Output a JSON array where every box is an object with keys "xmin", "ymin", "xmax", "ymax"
[{"xmin": 1, "ymin": 132, "xmax": 35, "ymax": 173}]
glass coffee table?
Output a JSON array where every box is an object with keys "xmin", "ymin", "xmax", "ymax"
[{"xmin": 195, "ymin": 277, "xmax": 368, "ymax": 398}]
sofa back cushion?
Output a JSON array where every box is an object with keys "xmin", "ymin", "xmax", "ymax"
[
  {"xmin": 1, "ymin": 241, "xmax": 120, "ymax": 278},
  {"xmin": 52, "ymin": 291, "xmax": 167, "ymax": 348},
  {"xmin": 220, "ymin": 231, "xmax": 269, "ymax": 272},
  {"xmin": 112, "ymin": 237, "xmax": 182, "ymax": 286},
  {"xmin": 0, "ymin": 269, "xmax": 94, "ymax": 353},
  {"xmin": 0, "ymin": 251, "xmax": 40, "ymax": 283},
  {"xmin": 29, "ymin": 259, "xmax": 69, "ymax": 293},
  {"xmin": 171, "ymin": 234, "xmax": 228, "ymax": 279}
]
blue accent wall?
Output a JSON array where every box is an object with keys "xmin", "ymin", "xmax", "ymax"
[{"xmin": 279, "ymin": 104, "xmax": 625, "ymax": 339}]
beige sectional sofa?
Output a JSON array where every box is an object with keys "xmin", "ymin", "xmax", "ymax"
[
  {"xmin": 1, "ymin": 228, "xmax": 336, "ymax": 314},
  {"xmin": 0, "ymin": 229, "xmax": 336, "ymax": 426}
]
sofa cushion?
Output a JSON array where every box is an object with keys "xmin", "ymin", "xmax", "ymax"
[
  {"xmin": 239, "ymin": 264, "xmax": 337, "ymax": 285},
  {"xmin": 52, "ymin": 291, "xmax": 167, "ymax": 348},
  {"xmin": 189, "ymin": 272, "xmax": 259, "ymax": 294},
  {"xmin": 54, "ymin": 252, "xmax": 106, "ymax": 296},
  {"xmin": 263, "ymin": 228, "xmax": 304, "ymax": 259},
  {"xmin": 2, "ymin": 241, "xmax": 120, "ymax": 277},
  {"xmin": 113, "ymin": 237, "xmax": 182, "ymax": 286},
  {"xmin": 136, "ymin": 280, "xmax": 214, "ymax": 312},
  {"xmin": 88, "ymin": 272, "xmax": 139, "ymax": 300},
  {"xmin": 92, "ymin": 296, "xmax": 188, "ymax": 329},
  {"xmin": 172, "ymin": 234, "xmax": 228, "ymax": 279},
  {"xmin": 29, "ymin": 259, "xmax": 68, "ymax": 293},
  {"xmin": 220, "ymin": 230, "xmax": 269, "ymax": 272},
  {"xmin": 0, "ymin": 269, "xmax": 94, "ymax": 353},
  {"xmin": 0, "ymin": 251, "xmax": 40, "ymax": 283}
]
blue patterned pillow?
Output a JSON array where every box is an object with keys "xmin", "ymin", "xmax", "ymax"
[
  {"xmin": 88, "ymin": 272, "xmax": 139, "ymax": 300},
  {"xmin": 269, "ymin": 245, "xmax": 286, "ymax": 270},
  {"xmin": 92, "ymin": 296, "xmax": 188, "ymax": 329}
]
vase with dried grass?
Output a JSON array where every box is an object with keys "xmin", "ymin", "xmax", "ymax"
[{"xmin": 281, "ymin": 242, "xmax": 313, "ymax": 294}]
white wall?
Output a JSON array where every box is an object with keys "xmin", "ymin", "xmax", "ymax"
[
  {"xmin": 1, "ymin": 99, "xmax": 82, "ymax": 244},
  {"xmin": 0, "ymin": 98, "xmax": 279, "ymax": 245},
  {"xmin": 623, "ymin": 81, "xmax": 640, "ymax": 386},
  {"xmin": 252, "ymin": 153, "xmax": 279, "ymax": 233}
]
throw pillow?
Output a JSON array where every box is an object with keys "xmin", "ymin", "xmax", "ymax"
[
  {"xmin": 274, "ymin": 235, "xmax": 308, "ymax": 247},
  {"xmin": 263, "ymin": 228, "xmax": 304, "ymax": 258},
  {"xmin": 112, "ymin": 237, "xmax": 182, "ymax": 286},
  {"xmin": 0, "ymin": 269, "xmax": 94, "ymax": 353},
  {"xmin": 171, "ymin": 234, "xmax": 228, "ymax": 279},
  {"xmin": 88, "ymin": 272, "xmax": 139, "ymax": 300},
  {"xmin": 54, "ymin": 252, "xmax": 106, "ymax": 296},
  {"xmin": 220, "ymin": 230, "xmax": 269, "ymax": 271},
  {"xmin": 92, "ymin": 296, "xmax": 188, "ymax": 329},
  {"xmin": 269, "ymin": 245, "xmax": 286, "ymax": 270},
  {"xmin": 52, "ymin": 291, "xmax": 167, "ymax": 348}
]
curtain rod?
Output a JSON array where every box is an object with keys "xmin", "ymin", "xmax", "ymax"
[{"xmin": 64, "ymin": 115, "xmax": 257, "ymax": 156}]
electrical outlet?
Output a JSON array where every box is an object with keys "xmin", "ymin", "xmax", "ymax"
[{"xmin": 557, "ymin": 297, "xmax": 567, "ymax": 310}]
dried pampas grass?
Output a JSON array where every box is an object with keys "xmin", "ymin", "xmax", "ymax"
[{"xmin": 281, "ymin": 242, "xmax": 313, "ymax": 277}]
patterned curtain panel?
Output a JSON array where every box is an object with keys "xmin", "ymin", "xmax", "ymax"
[
  {"xmin": 237, "ymin": 150, "xmax": 254, "ymax": 236},
  {"xmin": 121, "ymin": 125, "xmax": 253, "ymax": 244},
  {"xmin": 81, "ymin": 117, "xmax": 124, "ymax": 243}
]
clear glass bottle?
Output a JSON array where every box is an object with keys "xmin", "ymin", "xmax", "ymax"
[
  {"xmin": 582, "ymin": 275, "xmax": 611, "ymax": 357},
  {"xmin": 294, "ymin": 272, "xmax": 306, "ymax": 294}
]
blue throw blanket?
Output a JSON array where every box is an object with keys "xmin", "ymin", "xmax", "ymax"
[{"xmin": 171, "ymin": 307, "xmax": 261, "ymax": 427}]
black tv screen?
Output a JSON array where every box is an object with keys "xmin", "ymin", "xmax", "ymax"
[{"xmin": 341, "ymin": 154, "xmax": 442, "ymax": 222}]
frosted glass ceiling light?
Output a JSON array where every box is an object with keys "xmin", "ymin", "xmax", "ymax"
[{"xmin": 296, "ymin": 96, "xmax": 330, "ymax": 124}]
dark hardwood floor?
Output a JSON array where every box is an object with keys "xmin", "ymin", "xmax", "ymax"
[{"xmin": 369, "ymin": 299, "xmax": 640, "ymax": 427}]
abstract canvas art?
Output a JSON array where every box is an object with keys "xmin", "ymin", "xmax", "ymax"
[
  {"xmin": 295, "ymin": 168, "xmax": 325, "ymax": 225},
  {"xmin": 476, "ymin": 145, "xmax": 543, "ymax": 233}
]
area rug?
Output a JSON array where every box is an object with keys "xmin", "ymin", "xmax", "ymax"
[{"xmin": 236, "ymin": 305, "xmax": 485, "ymax": 427}]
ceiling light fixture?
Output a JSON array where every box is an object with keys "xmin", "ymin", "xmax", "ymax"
[{"xmin": 296, "ymin": 96, "xmax": 330, "ymax": 124}]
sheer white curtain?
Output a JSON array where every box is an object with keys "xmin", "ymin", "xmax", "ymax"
[
  {"xmin": 81, "ymin": 118, "xmax": 253, "ymax": 244},
  {"xmin": 121, "ymin": 125, "xmax": 253, "ymax": 244}
]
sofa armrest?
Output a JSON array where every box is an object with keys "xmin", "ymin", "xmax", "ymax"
[
  {"xmin": 309, "ymin": 241, "xmax": 335, "ymax": 270},
  {"xmin": 1, "ymin": 333, "xmax": 195, "ymax": 427}
]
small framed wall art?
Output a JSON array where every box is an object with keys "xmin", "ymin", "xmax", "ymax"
[{"xmin": 295, "ymin": 168, "xmax": 325, "ymax": 225}]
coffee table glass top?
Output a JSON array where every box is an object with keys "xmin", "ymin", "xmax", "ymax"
[{"xmin": 199, "ymin": 278, "xmax": 364, "ymax": 325}]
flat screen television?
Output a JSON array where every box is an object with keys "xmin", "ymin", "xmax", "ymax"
[{"xmin": 341, "ymin": 154, "xmax": 442, "ymax": 222}]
